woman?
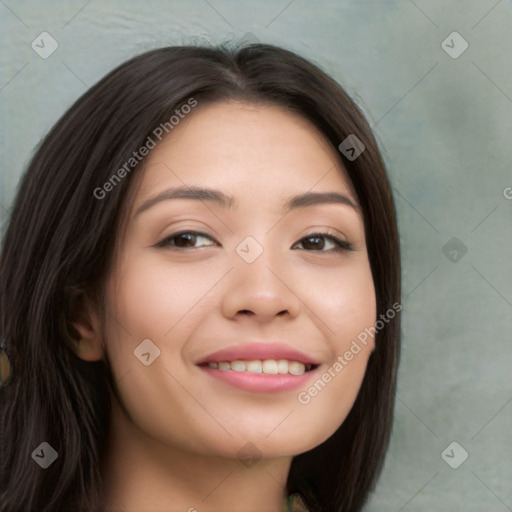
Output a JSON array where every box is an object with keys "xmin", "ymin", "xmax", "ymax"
[{"xmin": 0, "ymin": 43, "xmax": 401, "ymax": 512}]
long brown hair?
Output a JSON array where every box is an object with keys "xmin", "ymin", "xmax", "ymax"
[{"xmin": 0, "ymin": 43, "xmax": 400, "ymax": 511}]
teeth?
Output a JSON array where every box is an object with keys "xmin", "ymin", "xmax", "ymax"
[
  {"xmin": 206, "ymin": 359, "xmax": 309, "ymax": 375},
  {"xmin": 262, "ymin": 360, "xmax": 278, "ymax": 374},
  {"xmin": 277, "ymin": 359, "xmax": 288, "ymax": 374},
  {"xmin": 289, "ymin": 361, "xmax": 306, "ymax": 375},
  {"xmin": 231, "ymin": 360, "xmax": 245, "ymax": 372},
  {"xmin": 246, "ymin": 360, "xmax": 262, "ymax": 373}
]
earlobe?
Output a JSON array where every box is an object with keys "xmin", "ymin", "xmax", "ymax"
[{"xmin": 63, "ymin": 288, "xmax": 104, "ymax": 362}]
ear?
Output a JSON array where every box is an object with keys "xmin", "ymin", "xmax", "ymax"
[{"xmin": 65, "ymin": 288, "xmax": 104, "ymax": 362}]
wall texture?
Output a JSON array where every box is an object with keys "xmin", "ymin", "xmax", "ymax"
[{"xmin": 1, "ymin": 1, "xmax": 511, "ymax": 510}]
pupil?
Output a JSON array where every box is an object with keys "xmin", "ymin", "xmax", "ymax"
[
  {"xmin": 177, "ymin": 233, "xmax": 196, "ymax": 247},
  {"xmin": 304, "ymin": 236, "xmax": 324, "ymax": 250}
]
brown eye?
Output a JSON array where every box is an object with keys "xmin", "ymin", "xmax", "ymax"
[
  {"xmin": 156, "ymin": 231, "xmax": 216, "ymax": 249},
  {"xmin": 301, "ymin": 236, "xmax": 326, "ymax": 250},
  {"xmin": 292, "ymin": 233, "xmax": 353, "ymax": 252}
]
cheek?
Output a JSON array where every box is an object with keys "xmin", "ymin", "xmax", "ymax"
[
  {"xmin": 285, "ymin": 259, "xmax": 376, "ymax": 447},
  {"xmin": 297, "ymin": 258, "xmax": 377, "ymax": 349},
  {"xmin": 100, "ymin": 253, "xmax": 233, "ymax": 433},
  {"xmin": 100, "ymin": 256, "xmax": 224, "ymax": 453},
  {"xmin": 105, "ymin": 254, "xmax": 226, "ymax": 343}
]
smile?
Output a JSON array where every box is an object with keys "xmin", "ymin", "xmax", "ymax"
[
  {"xmin": 196, "ymin": 342, "xmax": 321, "ymax": 392},
  {"xmin": 203, "ymin": 359, "xmax": 315, "ymax": 375}
]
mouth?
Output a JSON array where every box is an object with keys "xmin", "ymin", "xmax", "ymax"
[
  {"xmin": 198, "ymin": 359, "xmax": 318, "ymax": 375},
  {"xmin": 198, "ymin": 360, "xmax": 320, "ymax": 393},
  {"xmin": 196, "ymin": 343, "xmax": 321, "ymax": 393}
]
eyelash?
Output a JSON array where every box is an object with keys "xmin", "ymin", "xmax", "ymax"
[{"xmin": 155, "ymin": 230, "xmax": 353, "ymax": 252}]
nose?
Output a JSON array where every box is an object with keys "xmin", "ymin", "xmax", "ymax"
[{"xmin": 220, "ymin": 247, "xmax": 302, "ymax": 323}]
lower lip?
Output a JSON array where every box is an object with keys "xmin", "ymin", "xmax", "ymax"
[{"xmin": 198, "ymin": 366, "xmax": 318, "ymax": 393}]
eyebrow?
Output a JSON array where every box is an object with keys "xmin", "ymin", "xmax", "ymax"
[{"xmin": 135, "ymin": 186, "xmax": 358, "ymax": 217}]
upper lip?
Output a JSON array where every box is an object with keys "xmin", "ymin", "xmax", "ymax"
[{"xmin": 197, "ymin": 342, "xmax": 321, "ymax": 366}]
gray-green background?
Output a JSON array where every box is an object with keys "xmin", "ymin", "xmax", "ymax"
[{"xmin": 1, "ymin": 1, "xmax": 511, "ymax": 510}]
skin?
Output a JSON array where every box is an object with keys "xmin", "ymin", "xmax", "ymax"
[{"xmin": 73, "ymin": 101, "xmax": 377, "ymax": 512}]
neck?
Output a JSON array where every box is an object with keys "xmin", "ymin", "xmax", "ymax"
[{"xmin": 101, "ymin": 397, "xmax": 291, "ymax": 512}]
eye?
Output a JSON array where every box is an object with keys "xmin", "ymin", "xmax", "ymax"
[
  {"xmin": 292, "ymin": 233, "xmax": 353, "ymax": 252},
  {"xmin": 155, "ymin": 231, "xmax": 351, "ymax": 251},
  {"xmin": 155, "ymin": 231, "xmax": 217, "ymax": 249}
]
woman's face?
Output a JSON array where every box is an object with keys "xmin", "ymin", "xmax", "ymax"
[{"xmin": 101, "ymin": 101, "xmax": 376, "ymax": 460}]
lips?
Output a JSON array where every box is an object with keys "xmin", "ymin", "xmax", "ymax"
[
  {"xmin": 196, "ymin": 342, "xmax": 321, "ymax": 393},
  {"xmin": 197, "ymin": 342, "xmax": 320, "ymax": 366}
]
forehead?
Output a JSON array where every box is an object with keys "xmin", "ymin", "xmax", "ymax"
[{"xmin": 132, "ymin": 100, "xmax": 355, "ymax": 210}]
